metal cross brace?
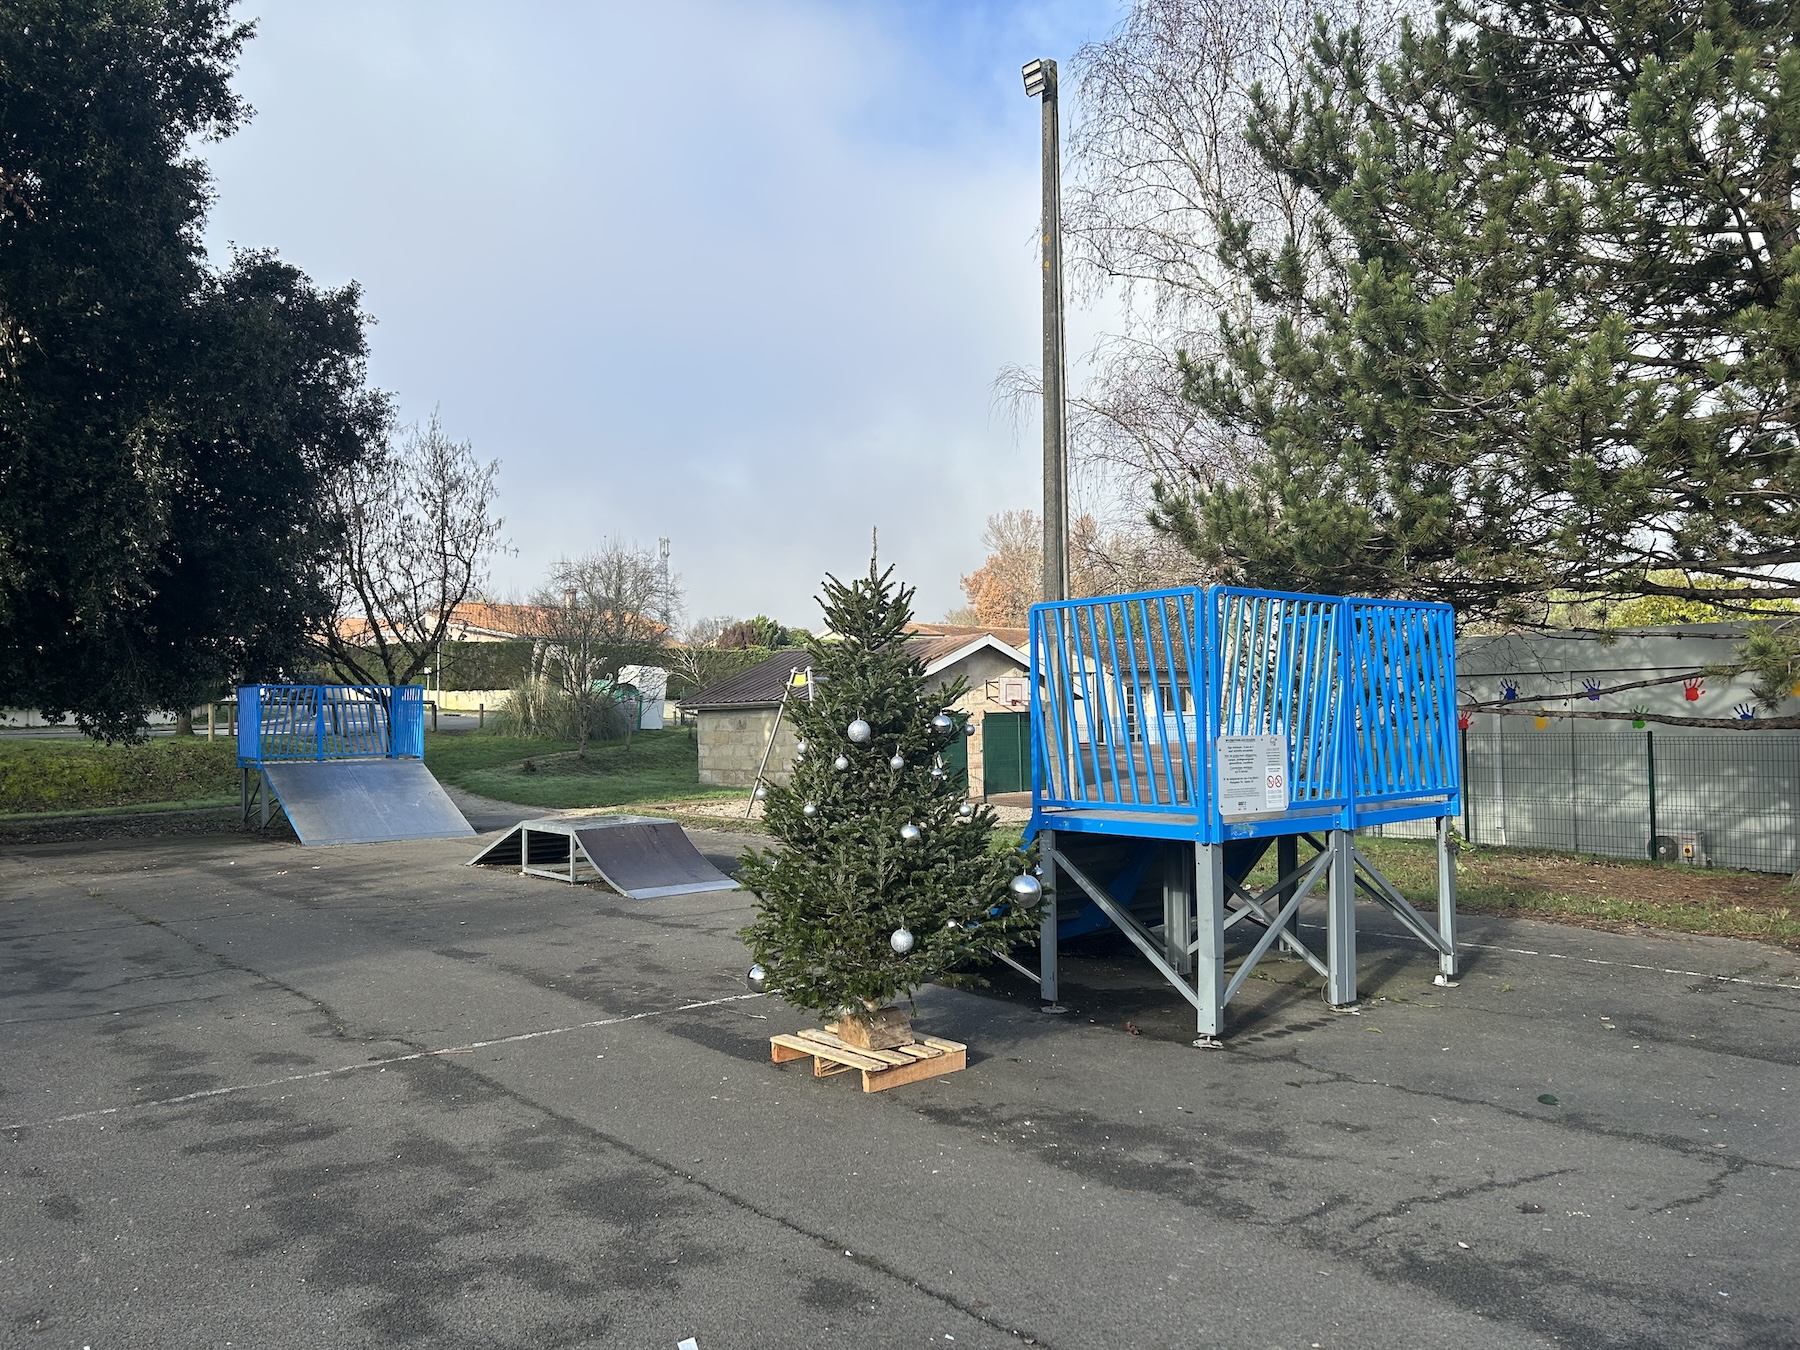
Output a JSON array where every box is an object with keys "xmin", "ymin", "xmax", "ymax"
[
  {"xmin": 1052, "ymin": 848, "xmax": 1207, "ymax": 1014},
  {"xmin": 1221, "ymin": 856, "xmax": 1330, "ymax": 1005},
  {"xmin": 1215, "ymin": 854, "xmax": 1333, "ymax": 980},
  {"xmin": 1351, "ymin": 848, "xmax": 1455, "ymax": 955}
]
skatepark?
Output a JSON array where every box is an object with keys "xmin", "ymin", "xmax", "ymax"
[
  {"xmin": 6, "ymin": 781, "xmax": 1799, "ymax": 1348},
  {"xmin": 6, "ymin": 617, "xmax": 1800, "ymax": 1347}
]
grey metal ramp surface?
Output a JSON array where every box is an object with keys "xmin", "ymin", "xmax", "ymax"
[
  {"xmin": 261, "ymin": 759, "xmax": 475, "ymax": 847},
  {"xmin": 469, "ymin": 815, "xmax": 740, "ymax": 899}
]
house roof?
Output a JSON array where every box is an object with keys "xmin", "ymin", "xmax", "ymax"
[
  {"xmin": 904, "ymin": 621, "xmax": 1030, "ymax": 649},
  {"xmin": 680, "ymin": 634, "xmax": 1027, "ymax": 711},
  {"xmin": 335, "ymin": 600, "xmax": 671, "ymax": 645},
  {"xmin": 679, "ymin": 650, "xmax": 813, "ymax": 710}
]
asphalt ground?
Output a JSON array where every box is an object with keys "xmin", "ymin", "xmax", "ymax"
[{"xmin": 3, "ymin": 811, "xmax": 1799, "ymax": 1350}]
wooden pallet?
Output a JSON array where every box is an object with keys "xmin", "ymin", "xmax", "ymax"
[{"xmin": 769, "ymin": 1027, "xmax": 967, "ymax": 1093}]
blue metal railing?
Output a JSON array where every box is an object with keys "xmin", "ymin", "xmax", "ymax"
[
  {"xmin": 1029, "ymin": 587, "xmax": 1459, "ymax": 841},
  {"xmin": 237, "ymin": 685, "xmax": 424, "ymax": 765}
]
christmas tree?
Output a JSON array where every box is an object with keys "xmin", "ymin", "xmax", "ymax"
[{"xmin": 738, "ymin": 560, "xmax": 1040, "ymax": 1038}]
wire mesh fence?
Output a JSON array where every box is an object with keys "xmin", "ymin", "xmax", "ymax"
[{"xmin": 1370, "ymin": 730, "xmax": 1800, "ymax": 874}]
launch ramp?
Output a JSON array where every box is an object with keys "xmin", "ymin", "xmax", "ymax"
[
  {"xmin": 469, "ymin": 815, "xmax": 741, "ymax": 899},
  {"xmin": 258, "ymin": 759, "xmax": 474, "ymax": 847}
]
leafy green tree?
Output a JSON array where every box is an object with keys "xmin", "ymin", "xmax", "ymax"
[
  {"xmin": 738, "ymin": 563, "xmax": 1038, "ymax": 1029},
  {"xmin": 0, "ymin": 0, "xmax": 388, "ymax": 738},
  {"xmin": 1157, "ymin": 0, "xmax": 1800, "ymax": 636},
  {"xmin": 717, "ymin": 615, "xmax": 797, "ymax": 650}
]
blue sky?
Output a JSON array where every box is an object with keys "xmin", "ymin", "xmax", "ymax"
[{"xmin": 202, "ymin": 1, "xmax": 1125, "ymax": 630}]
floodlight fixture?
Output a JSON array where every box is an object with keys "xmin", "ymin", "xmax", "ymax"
[{"xmin": 1022, "ymin": 58, "xmax": 1049, "ymax": 98}]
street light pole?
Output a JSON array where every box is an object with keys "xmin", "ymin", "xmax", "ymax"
[{"xmin": 1023, "ymin": 57, "xmax": 1069, "ymax": 604}]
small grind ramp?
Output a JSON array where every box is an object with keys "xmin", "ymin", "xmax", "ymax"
[
  {"xmin": 260, "ymin": 759, "xmax": 475, "ymax": 847},
  {"xmin": 469, "ymin": 815, "xmax": 741, "ymax": 899}
]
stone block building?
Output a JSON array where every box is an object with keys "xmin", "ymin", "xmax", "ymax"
[{"xmin": 681, "ymin": 628, "xmax": 1030, "ymax": 794}]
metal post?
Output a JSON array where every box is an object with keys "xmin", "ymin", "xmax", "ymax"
[
  {"xmin": 1325, "ymin": 828, "xmax": 1357, "ymax": 1006},
  {"xmin": 1194, "ymin": 843, "xmax": 1226, "ymax": 1041},
  {"xmin": 1163, "ymin": 840, "xmax": 1193, "ymax": 975},
  {"xmin": 1039, "ymin": 828, "xmax": 1061, "ymax": 1007},
  {"xmin": 1569, "ymin": 719, "xmax": 1580, "ymax": 855},
  {"xmin": 1647, "ymin": 729, "xmax": 1659, "ymax": 859},
  {"xmin": 259, "ymin": 770, "xmax": 270, "ymax": 828},
  {"xmin": 1435, "ymin": 815, "xmax": 1459, "ymax": 979},
  {"xmin": 1023, "ymin": 58, "xmax": 1068, "ymax": 604},
  {"xmin": 1277, "ymin": 834, "xmax": 1299, "ymax": 946},
  {"xmin": 478, "ymin": 703, "xmax": 485, "ymax": 731},
  {"xmin": 1460, "ymin": 723, "xmax": 1471, "ymax": 842}
]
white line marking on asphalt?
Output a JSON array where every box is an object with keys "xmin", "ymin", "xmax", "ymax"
[
  {"xmin": 1455, "ymin": 938, "xmax": 1800, "ymax": 992},
  {"xmin": 3, "ymin": 991, "xmax": 765, "ymax": 1133},
  {"xmin": 1294, "ymin": 919, "xmax": 1800, "ymax": 991}
]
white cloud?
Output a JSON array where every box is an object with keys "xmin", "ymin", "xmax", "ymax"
[{"xmin": 205, "ymin": 0, "xmax": 1122, "ymax": 627}]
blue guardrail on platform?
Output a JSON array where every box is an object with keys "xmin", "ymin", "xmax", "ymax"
[
  {"xmin": 1028, "ymin": 586, "xmax": 1459, "ymax": 843},
  {"xmin": 237, "ymin": 685, "xmax": 425, "ymax": 766}
]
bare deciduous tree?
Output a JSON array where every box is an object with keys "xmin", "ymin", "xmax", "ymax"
[
  {"xmin": 520, "ymin": 542, "xmax": 681, "ymax": 757},
  {"xmin": 958, "ymin": 508, "xmax": 1198, "ymax": 627},
  {"xmin": 1000, "ymin": 0, "xmax": 1410, "ymax": 515},
  {"xmin": 315, "ymin": 411, "xmax": 505, "ymax": 688}
]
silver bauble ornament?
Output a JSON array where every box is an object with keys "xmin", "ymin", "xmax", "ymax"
[
  {"xmin": 847, "ymin": 718, "xmax": 873, "ymax": 745},
  {"xmin": 752, "ymin": 784, "xmax": 769, "ymax": 801},
  {"xmin": 899, "ymin": 822, "xmax": 922, "ymax": 843},
  {"xmin": 1008, "ymin": 873, "xmax": 1044, "ymax": 907},
  {"xmin": 930, "ymin": 761, "xmax": 945, "ymax": 779},
  {"xmin": 889, "ymin": 751, "xmax": 906, "ymax": 772},
  {"xmin": 794, "ymin": 740, "xmax": 808, "ymax": 757},
  {"xmin": 801, "ymin": 801, "xmax": 817, "ymax": 818},
  {"xmin": 833, "ymin": 755, "xmax": 850, "ymax": 772},
  {"xmin": 963, "ymin": 721, "xmax": 976, "ymax": 737},
  {"xmin": 931, "ymin": 712, "xmax": 955, "ymax": 736},
  {"xmin": 957, "ymin": 801, "xmax": 974, "ymax": 818},
  {"xmin": 889, "ymin": 927, "xmax": 915, "ymax": 955},
  {"xmin": 746, "ymin": 963, "xmax": 767, "ymax": 993}
]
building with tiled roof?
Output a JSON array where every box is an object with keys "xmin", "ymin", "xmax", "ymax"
[{"xmin": 679, "ymin": 631, "xmax": 1031, "ymax": 793}]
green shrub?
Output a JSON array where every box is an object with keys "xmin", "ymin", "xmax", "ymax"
[{"xmin": 0, "ymin": 739, "xmax": 240, "ymax": 814}]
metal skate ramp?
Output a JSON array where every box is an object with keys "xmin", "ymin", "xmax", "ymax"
[
  {"xmin": 468, "ymin": 815, "xmax": 741, "ymax": 899},
  {"xmin": 258, "ymin": 759, "xmax": 475, "ymax": 847}
]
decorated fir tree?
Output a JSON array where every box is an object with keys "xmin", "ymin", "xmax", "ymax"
[{"xmin": 738, "ymin": 561, "xmax": 1041, "ymax": 1047}]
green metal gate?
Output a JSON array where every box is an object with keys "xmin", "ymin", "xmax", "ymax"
[
  {"xmin": 941, "ymin": 730, "xmax": 969, "ymax": 791},
  {"xmin": 981, "ymin": 711, "xmax": 1030, "ymax": 795}
]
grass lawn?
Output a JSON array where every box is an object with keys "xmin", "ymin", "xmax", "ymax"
[
  {"xmin": 1242, "ymin": 834, "xmax": 1800, "ymax": 949},
  {"xmin": 0, "ymin": 736, "xmax": 240, "ymax": 815},
  {"xmin": 424, "ymin": 727, "xmax": 742, "ymax": 811}
]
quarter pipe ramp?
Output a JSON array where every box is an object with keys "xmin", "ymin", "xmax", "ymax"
[
  {"xmin": 259, "ymin": 759, "xmax": 475, "ymax": 847},
  {"xmin": 469, "ymin": 815, "xmax": 741, "ymax": 899}
]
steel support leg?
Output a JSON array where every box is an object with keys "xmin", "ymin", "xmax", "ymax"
[
  {"xmin": 1195, "ymin": 843, "xmax": 1226, "ymax": 1041},
  {"xmin": 1164, "ymin": 840, "xmax": 1193, "ymax": 975},
  {"xmin": 1039, "ymin": 829, "xmax": 1060, "ymax": 1007},
  {"xmin": 1277, "ymin": 834, "xmax": 1299, "ymax": 947},
  {"xmin": 1436, "ymin": 815, "xmax": 1460, "ymax": 979},
  {"xmin": 258, "ymin": 770, "xmax": 270, "ymax": 829},
  {"xmin": 1326, "ymin": 828, "xmax": 1357, "ymax": 1006}
]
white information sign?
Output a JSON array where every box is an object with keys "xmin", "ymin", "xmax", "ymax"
[{"xmin": 1216, "ymin": 733, "xmax": 1290, "ymax": 818}]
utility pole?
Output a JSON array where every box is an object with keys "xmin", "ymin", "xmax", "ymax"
[
  {"xmin": 657, "ymin": 537, "xmax": 672, "ymax": 627},
  {"xmin": 1022, "ymin": 57, "xmax": 1069, "ymax": 603}
]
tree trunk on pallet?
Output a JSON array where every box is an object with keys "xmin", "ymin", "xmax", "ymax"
[{"xmin": 830, "ymin": 1004, "xmax": 913, "ymax": 1051}]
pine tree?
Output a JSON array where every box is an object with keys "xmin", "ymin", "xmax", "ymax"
[
  {"xmin": 1156, "ymin": 0, "xmax": 1800, "ymax": 632},
  {"xmin": 738, "ymin": 562, "xmax": 1040, "ymax": 1027}
]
